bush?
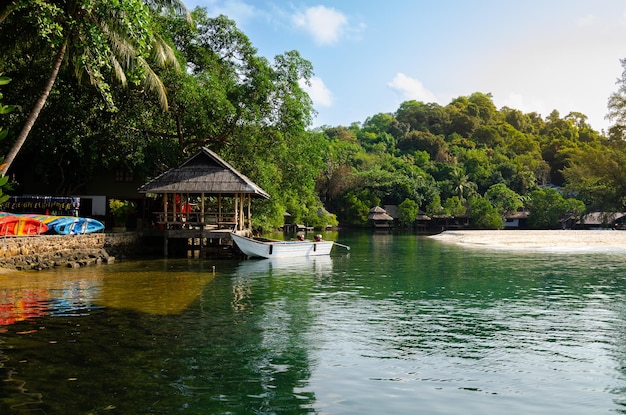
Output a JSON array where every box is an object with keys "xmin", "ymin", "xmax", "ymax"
[
  {"xmin": 398, "ymin": 198, "xmax": 419, "ymax": 227},
  {"xmin": 468, "ymin": 196, "xmax": 503, "ymax": 229},
  {"xmin": 109, "ymin": 199, "xmax": 135, "ymax": 226}
]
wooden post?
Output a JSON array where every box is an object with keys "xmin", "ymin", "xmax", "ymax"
[
  {"xmin": 162, "ymin": 193, "xmax": 167, "ymax": 225},
  {"xmin": 218, "ymin": 194, "xmax": 222, "ymax": 223},
  {"xmin": 234, "ymin": 193, "xmax": 239, "ymax": 230},
  {"xmin": 239, "ymin": 194, "xmax": 244, "ymax": 231},
  {"xmin": 185, "ymin": 192, "xmax": 189, "ymax": 223},
  {"xmin": 200, "ymin": 192, "xmax": 205, "ymax": 224}
]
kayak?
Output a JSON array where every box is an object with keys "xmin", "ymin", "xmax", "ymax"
[
  {"xmin": 0, "ymin": 215, "xmax": 49, "ymax": 236},
  {"xmin": 22, "ymin": 214, "xmax": 105, "ymax": 235}
]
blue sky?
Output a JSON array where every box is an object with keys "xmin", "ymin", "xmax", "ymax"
[{"xmin": 185, "ymin": 0, "xmax": 626, "ymax": 133}]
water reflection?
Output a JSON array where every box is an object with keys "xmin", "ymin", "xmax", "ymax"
[
  {"xmin": 0, "ymin": 260, "xmax": 217, "ymax": 326},
  {"xmin": 0, "ymin": 289, "xmax": 46, "ymax": 325},
  {"xmin": 235, "ymin": 255, "xmax": 333, "ymax": 278},
  {"xmin": 3, "ymin": 233, "xmax": 626, "ymax": 414},
  {"xmin": 0, "ymin": 270, "xmax": 102, "ymax": 326},
  {"xmin": 300, "ymin": 234, "xmax": 626, "ymax": 414}
]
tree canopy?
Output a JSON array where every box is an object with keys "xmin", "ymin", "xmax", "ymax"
[{"xmin": 1, "ymin": 2, "xmax": 625, "ymax": 230}]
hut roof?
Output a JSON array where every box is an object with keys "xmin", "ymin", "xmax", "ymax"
[
  {"xmin": 369, "ymin": 206, "xmax": 387, "ymax": 214},
  {"xmin": 369, "ymin": 212, "xmax": 394, "ymax": 221},
  {"xmin": 368, "ymin": 206, "xmax": 393, "ymax": 221},
  {"xmin": 138, "ymin": 147, "xmax": 270, "ymax": 198},
  {"xmin": 383, "ymin": 205, "xmax": 398, "ymax": 218},
  {"xmin": 578, "ymin": 211, "xmax": 626, "ymax": 226},
  {"xmin": 504, "ymin": 211, "xmax": 529, "ymax": 220}
]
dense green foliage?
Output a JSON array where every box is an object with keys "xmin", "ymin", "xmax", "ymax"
[
  {"xmin": 0, "ymin": 76, "xmax": 14, "ymax": 203},
  {"xmin": 0, "ymin": 0, "xmax": 184, "ymax": 176},
  {"xmin": 1, "ymin": 2, "xmax": 626, "ymax": 230},
  {"xmin": 315, "ymin": 87, "xmax": 626, "ymax": 229}
]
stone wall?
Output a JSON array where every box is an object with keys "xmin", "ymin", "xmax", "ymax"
[{"xmin": 0, "ymin": 232, "xmax": 140, "ymax": 271}]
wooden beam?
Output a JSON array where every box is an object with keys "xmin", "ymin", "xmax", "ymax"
[
  {"xmin": 233, "ymin": 193, "xmax": 239, "ymax": 230},
  {"xmin": 218, "ymin": 194, "xmax": 222, "ymax": 222},
  {"xmin": 200, "ymin": 193, "xmax": 205, "ymax": 224},
  {"xmin": 239, "ymin": 194, "xmax": 244, "ymax": 231},
  {"xmin": 162, "ymin": 194, "xmax": 167, "ymax": 223}
]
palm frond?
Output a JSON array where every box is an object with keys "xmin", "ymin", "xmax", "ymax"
[
  {"xmin": 110, "ymin": 54, "xmax": 127, "ymax": 87},
  {"xmin": 152, "ymin": 33, "xmax": 180, "ymax": 70},
  {"xmin": 138, "ymin": 56, "xmax": 168, "ymax": 110},
  {"xmin": 99, "ymin": 14, "xmax": 138, "ymax": 72}
]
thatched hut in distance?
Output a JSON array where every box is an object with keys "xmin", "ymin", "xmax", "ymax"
[
  {"xmin": 576, "ymin": 211, "xmax": 626, "ymax": 230},
  {"xmin": 368, "ymin": 206, "xmax": 394, "ymax": 228},
  {"xmin": 138, "ymin": 147, "xmax": 269, "ymax": 256}
]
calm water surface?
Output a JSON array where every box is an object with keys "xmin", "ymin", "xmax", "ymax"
[{"xmin": 2, "ymin": 231, "xmax": 626, "ymax": 414}]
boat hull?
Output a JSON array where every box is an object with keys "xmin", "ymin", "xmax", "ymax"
[
  {"xmin": 54, "ymin": 217, "xmax": 104, "ymax": 235},
  {"xmin": 0, "ymin": 215, "xmax": 49, "ymax": 236},
  {"xmin": 231, "ymin": 233, "xmax": 333, "ymax": 258},
  {"xmin": 23, "ymin": 215, "xmax": 105, "ymax": 234}
]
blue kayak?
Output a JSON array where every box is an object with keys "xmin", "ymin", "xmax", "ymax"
[{"xmin": 22, "ymin": 215, "xmax": 105, "ymax": 235}]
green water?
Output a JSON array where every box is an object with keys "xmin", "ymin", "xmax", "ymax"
[{"xmin": 2, "ymin": 230, "xmax": 626, "ymax": 414}]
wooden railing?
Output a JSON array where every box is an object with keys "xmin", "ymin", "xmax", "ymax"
[{"xmin": 154, "ymin": 212, "xmax": 237, "ymax": 230}]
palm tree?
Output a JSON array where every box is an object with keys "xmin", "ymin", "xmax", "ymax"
[
  {"xmin": 0, "ymin": 0, "xmax": 188, "ymax": 175},
  {"xmin": 449, "ymin": 167, "xmax": 477, "ymax": 200}
]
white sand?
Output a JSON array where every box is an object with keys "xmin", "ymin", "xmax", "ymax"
[{"xmin": 429, "ymin": 230, "xmax": 626, "ymax": 252}]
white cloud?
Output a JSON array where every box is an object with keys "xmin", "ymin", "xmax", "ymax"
[
  {"xmin": 500, "ymin": 93, "xmax": 548, "ymax": 116},
  {"xmin": 577, "ymin": 14, "xmax": 596, "ymax": 27},
  {"xmin": 203, "ymin": 0, "xmax": 257, "ymax": 26},
  {"xmin": 300, "ymin": 76, "xmax": 333, "ymax": 107},
  {"xmin": 387, "ymin": 73, "xmax": 437, "ymax": 103},
  {"xmin": 292, "ymin": 6, "xmax": 348, "ymax": 45}
]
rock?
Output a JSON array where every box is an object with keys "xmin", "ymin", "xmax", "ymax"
[{"xmin": 0, "ymin": 233, "xmax": 139, "ymax": 271}]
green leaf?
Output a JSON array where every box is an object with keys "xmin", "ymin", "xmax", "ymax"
[
  {"xmin": 0, "ymin": 104, "xmax": 16, "ymax": 114},
  {"xmin": 0, "ymin": 77, "xmax": 11, "ymax": 86}
]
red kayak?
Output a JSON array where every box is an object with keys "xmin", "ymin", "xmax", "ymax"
[{"xmin": 0, "ymin": 215, "xmax": 49, "ymax": 236}]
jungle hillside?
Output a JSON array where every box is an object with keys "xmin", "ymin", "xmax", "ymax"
[{"xmin": 2, "ymin": 2, "xmax": 626, "ymax": 230}]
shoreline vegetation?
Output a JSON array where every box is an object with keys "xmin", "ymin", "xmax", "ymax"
[
  {"xmin": 430, "ymin": 230, "xmax": 626, "ymax": 252},
  {"xmin": 4, "ymin": 6, "xmax": 626, "ymax": 233}
]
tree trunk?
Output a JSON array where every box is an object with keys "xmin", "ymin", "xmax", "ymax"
[{"xmin": 1, "ymin": 38, "xmax": 67, "ymax": 176}]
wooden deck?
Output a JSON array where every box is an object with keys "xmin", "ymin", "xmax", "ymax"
[
  {"xmin": 153, "ymin": 212, "xmax": 237, "ymax": 230},
  {"xmin": 140, "ymin": 220, "xmax": 250, "ymax": 258}
]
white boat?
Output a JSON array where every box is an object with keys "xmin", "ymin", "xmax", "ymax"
[
  {"xmin": 231, "ymin": 233, "xmax": 334, "ymax": 258},
  {"xmin": 235, "ymin": 255, "xmax": 334, "ymax": 277}
]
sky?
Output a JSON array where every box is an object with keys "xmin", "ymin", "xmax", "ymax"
[{"xmin": 184, "ymin": 0, "xmax": 626, "ymax": 133}]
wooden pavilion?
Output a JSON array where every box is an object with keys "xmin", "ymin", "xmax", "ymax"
[
  {"xmin": 368, "ymin": 206, "xmax": 394, "ymax": 228},
  {"xmin": 137, "ymin": 147, "xmax": 269, "ymax": 256}
]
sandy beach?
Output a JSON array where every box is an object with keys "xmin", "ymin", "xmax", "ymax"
[{"xmin": 429, "ymin": 230, "xmax": 626, "ymax": 252}]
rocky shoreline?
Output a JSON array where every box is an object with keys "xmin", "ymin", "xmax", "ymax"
[
  {"xmin": 0, "ymin": 232, "xmax": 139, "ymax": 271},
  {"xmin": 0, "ymin": 248, "xmax": 116, "ymax": 271}
]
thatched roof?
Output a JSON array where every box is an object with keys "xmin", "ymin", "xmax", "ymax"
[
  {"xmin": 138, "ymin": 147, "xmax": 270, "ymax": 198},
  {"xmin": 369, "ymin": 212, "xmax": 394, "ymax": 221},
  {"xmin": 369, "ymin": 206, "xmax": 386, "ymax": 214},
  {"xmin": 504, "ymin": 211, "xmax": 529, "ymax": 220},
  {"xmin": 368, "ymin": 206, "xmax": 393, "ymax": 221},
  {"xmin": 383, "ymin": 205, "xmax": 398, "ymax": 218},
  {"xmin": 578, "ymin": 211, "xmax": 626, "ymax": 226}
]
